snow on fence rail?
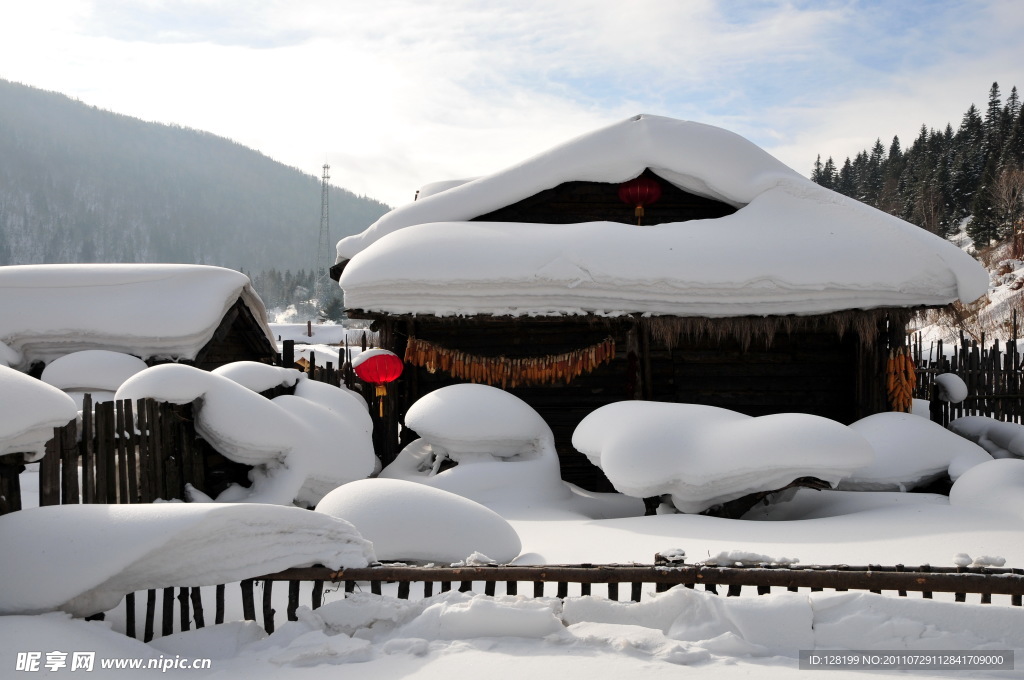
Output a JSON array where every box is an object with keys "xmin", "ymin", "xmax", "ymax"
[{"xmin": 117, "ymin": 560, "xmax": 1024, "ymax": 641}]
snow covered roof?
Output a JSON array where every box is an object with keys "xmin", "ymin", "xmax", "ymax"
[
  {"xmin": 337, "ymin": 114, "xmax": 988, "ymax": 318},
  {"xmin": 0, "ymin": 264, "xmax": 277, "ymax": 369}
]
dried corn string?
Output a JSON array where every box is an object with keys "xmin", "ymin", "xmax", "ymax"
[
  {"xmin": 404, "ymin": 336, "xmax": 616, "ymax": 388},
  {"xmin": 886, "ymin": 346, "xmax": 917, "ymax": 413}
]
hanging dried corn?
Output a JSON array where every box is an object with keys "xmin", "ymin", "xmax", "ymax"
[
  {"xmin": 404, "ymin": 336, "xmax": 617, "ymax": 387},
  {"xmin": 886, "ymin": 346, "xmax": 916, "ymax": 413}
]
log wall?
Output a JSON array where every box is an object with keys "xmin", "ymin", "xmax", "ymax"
[{"xmin": 363, "ymin": 313, "xmax": 892, "ymax": 490}]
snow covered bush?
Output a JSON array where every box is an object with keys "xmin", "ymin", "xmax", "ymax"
[
  {"xmin": 316, "ymin": 478, "xmax": 522, "ymax": 563},
  {"xmin": 116, "ymin": 363, "xmax": 375, "ymax": 506},
  {"xmin": 840, "ymin": 412, "xmax": 991, "ymax": 490},
  {"xmin": 572, "ymin": 401, "xmax": 873, "ymax": 513}
]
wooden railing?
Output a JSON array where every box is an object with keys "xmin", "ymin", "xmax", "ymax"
[{"xmin": 118, "ymin": 561, "xmax": 1024, "ymax": 641}]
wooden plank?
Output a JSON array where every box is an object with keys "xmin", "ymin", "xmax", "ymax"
[
  {"xmin": 144, "ymin": 589, "xmax": 156, "ymax": 643},
  {"xmin": 191, "ymin": 588, "xmax": 205, "ymax": 628},
  {"xmin": 311, "ymin": 581, "xmax": 323, "ymax": 609},
  {"xmin": 216, "ymin": 584, "xmax": 226, "ymax": 624},
  {"xmin": 60, "ymin": 420, "xmax": 79, "ymax": 504},
  {"xmin": 160, "ymin": 402, "xmax": 178, "ymax": 500},
  {"xmin": 0, "ymin": 454, "xmax": 24, "ymax": 515},
  {"xmin": 263, "ymin": 581, "xmax": 275, "ymax": 634},
  {"xmin": 241, "ymin": 580, "xmax": 256, "ymax": 622},
  {"xmin": 116, "ymin": 400, "xmax": 129, "ymax": 503},
  {"xmin": 125, "ymin": 592, "xmax": 136, "ymax": 639},
  {"xmin": 162, "ymin": 587, "xmax": 174, "ymax": 637},
  {"xmin": 39, "ymin": 432, "xmax": 60, "ymax": 506},
  {"xmin": 124, "ymin": 400, "xmax": 138, "ymax": 503},
  {"xmin": 288, "ymin": 581, "xmax": 301, "ymax": 620},
  {"xmin": 178, "ymin": 587, "xmax": 191, "ymax": 632},
  {"xmin": 82, "ymin": 393, "xmax": 94, "ymax": 503}
]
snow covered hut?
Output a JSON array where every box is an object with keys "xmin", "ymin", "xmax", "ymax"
[
  {"xmin": 0, "ymin": 264, "xmax": 278, "ymax": 375},
  {"xmin": 332, "ymin": 114, "xmax": 988, "ymax": 488}
]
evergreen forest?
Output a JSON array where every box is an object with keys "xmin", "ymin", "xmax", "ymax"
[{"xmin": 810, "ymin": 82, "xmax": 1024, "ymax": 248}]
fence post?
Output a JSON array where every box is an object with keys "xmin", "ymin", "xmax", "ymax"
[
  {"xmin": 0, "ymin": 453, "xmax": 25, "ymax": 515},
  {"xmin": 82, "ymin": 393, "xmax": 94, "ymax": 503},
  {"xmin": 39, "ymin": 430, "xmax": 61, "ymax": 506}
]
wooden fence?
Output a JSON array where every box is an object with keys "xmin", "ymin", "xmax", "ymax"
[
  {"xmin": 117, "ymin": 559, "xmax": 1024, "ymax": 641},
  {"xmin": 1, "ymin": 338, "xmax": 371, "ymax": 515},
  {"xmin": 911, "ymin": 333, "xmax": 1024, "ymax": 426},
  {"xmin": 35, "ymin": 396, "xmax": 226, "ymax": 507}
]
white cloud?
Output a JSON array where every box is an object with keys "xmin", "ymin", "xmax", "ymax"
[{"xmin": 0, "ymin": 1, "xmax": 1021, "ymax": 206}]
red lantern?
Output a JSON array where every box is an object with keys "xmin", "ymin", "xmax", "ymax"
[
  {"xmin": 618, "ymin": 175, "xmax": 662, "ymax": 225},
  {"xmin": 353, "ymin": 349, "xmax": 404, "ymax": 416}
]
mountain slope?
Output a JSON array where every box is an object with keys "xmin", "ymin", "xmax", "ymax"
[{"xmin": 0, "ymin": 79, "xmax": 390, "ymax": 272}]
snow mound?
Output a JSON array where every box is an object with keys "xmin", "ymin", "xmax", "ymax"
[
  {"xmin": 841, "ymin": 412, "xmax": 992, "ymax": 490},
  {"xmin": 934, "ymin": 373, "xmax": 969, "ymax": 403},
  {"xmin": 316, "ymin": 478, "xmax": 522, "ymax": 563},
  {"xmin": 701, "ymin": 551, "xmax": 799, "ymax": 566},
  {"xmin": 405, "ymin": 383, "xmax": 550, "ymax": 459},
  {"xmin": 0, "ymin": 365, "xmax": 77, "ymax": 460},
  {"xmin": 396, "ymin": 595, "xmax": 564, "ymax": 640},
  {"xmin": 116, "ymin": 363, "xmax": 375, "ymax": 505},
  {"xmin": 339, "ymin": 115, "xmax": 987, "ymax": 318},
  {"xmin": 380, "ymin": 385, "xmax": 571, "ymax": 513},
  {"xmin": 0, "ymin": 263, "xmax": 276, "ymax": 369},
  {"xmin": 948, "ymin": 458, "xmax": 1024, "ymax": 519},
  {"xmin": 949, "ymin": 416, "xmax": 1024, "ymax": 458},
  {"xmin": 573, "ymin": 402, "xmax": 873, "ymax": 513},
  {"xmin": 294, "ymin": 376, "xmax": 370, "ymax": 419},
  {"xmin": 39, "ymin": 350, "xmax": 148, "ymax": 392},
  {"xmin": 0, "ymin": 503, "xmax": 373, "ymax": 617},
  {"xmin": 563, "ymin": 586, "xmax": 813, "ymax": 655},
  {"xmin": 211, "ymin": 361, "xmax": 302, "ymax": 393}
]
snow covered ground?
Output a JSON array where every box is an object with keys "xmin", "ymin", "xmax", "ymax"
[{"xmin": 2, "ymin": 486, "xmax": 1022, "ymax": 679}]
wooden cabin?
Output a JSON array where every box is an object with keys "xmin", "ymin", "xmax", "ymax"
[
  {"xmin": 0, "ymin": 264, "xmax": 278, "ymax": 376},
  {"xmin": 332, "ymin": 115, "xmax": 988, "ymax": 490}
]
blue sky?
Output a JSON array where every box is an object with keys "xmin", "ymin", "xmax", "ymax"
[{"xmin": 0, "ymin": 0, "xmax": 1021, "ymax": 207}]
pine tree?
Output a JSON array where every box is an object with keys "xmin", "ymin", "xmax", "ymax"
[
  {"xmin": 821, "ymin": 157, "xmax": 837, "ymax": 189},
  {"xmin": 811, "ymin": 155, "xmax": 825, "ymax": 184},
  {"xmin": 836, "ymin": 157, "xmax": 856, "ymax": 197},
  {"xmin": 951, "ymin": 104, "xmax": 985, "ymax": 221}
]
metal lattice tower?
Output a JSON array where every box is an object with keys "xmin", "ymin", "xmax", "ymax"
[{"xmin": 314, "ymin": 163, "xmax": 331, "ymax": 303}]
